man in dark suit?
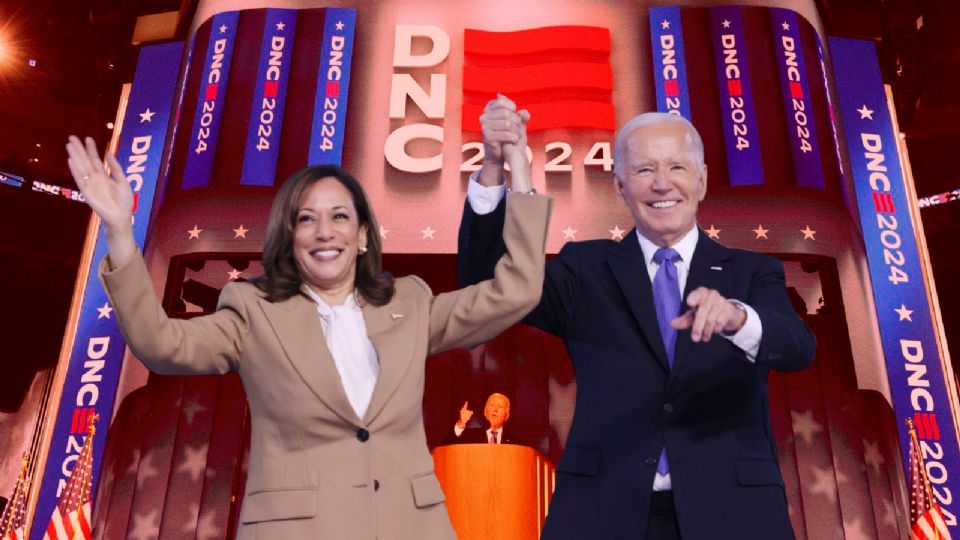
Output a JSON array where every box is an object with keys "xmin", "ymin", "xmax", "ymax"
[
  {"xmin": 459, "ymin": 97, "xmax": 816, "ymax": 539},
  {"xmin": 445, "ymin": 392, "xmax": 519, "ymax": 445}
]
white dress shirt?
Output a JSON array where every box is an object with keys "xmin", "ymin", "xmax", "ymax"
[
  {"xmin": 303, "ymin": 287, "xmax": 380, "ymax": 420},
  {"xmin": 453, "ymin": 423, "xmax": 503, "ymax": 443},
  {"xmin": 467, "ymin": 175, "xmax": 765, "ymax": 491}
]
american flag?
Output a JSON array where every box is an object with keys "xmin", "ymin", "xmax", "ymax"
[
  {"xmin": 0, "ymin": 454, "xmax": 30, "ymax": 540},
  {"xmin": 43, "ymin": 414, "xmax": 99, "ymax": 540},
  {"xmin": 908, "ymin": 418, "xmax": 953, "ymax": 540}
]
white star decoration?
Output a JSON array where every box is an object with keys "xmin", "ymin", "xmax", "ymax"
[
  {"xmin": 895, "ymin": 304, "xmax": 913, "ymax": 321},
  {"xmin": 177, "ymin": 444, "xmax": 209, "ymax": 482},
  {"xmin": 705, "ymin": 225, "xmax": 721, "ymax": 239},
  {"xmin": 857, "ymin": 105, "xmax": 874, "ymax": 120},
  {"xmin": 188, "ymin": 225, "xmax": 202, "ymax": 239},
  {"xmin": 336, "ymin": 20, "xmax": 345, "ymax": 31},
  {"xmin": 97, "ymin": 302, "xmax": 113, "ymax": 319},
  {"xmin": 276, "ymin": 21, "xmax": 285, "ymax": 31},
  {"xmin": 195, "ymin": 508, "xmax": 222, "ymax": 540},
  {"xmin": 782, "ymin": 21, "xmax": 790, "ymax": 30},
  {"xmin": 127, "ymin": 509, "xmax": 160, "ymax": 540},
  {"xmin": 880, "ymin": 498, "xmax": 898, "ymax": 527},
  {"xmin": 135, "ymin": 452, "xmax": 159, "ymax": 490},
  {"xmin": 181, "ymin": 504, "xmax": 201, "ymax": 535},
  {"xmin": 233, "ymin": 224, "xmax": 248, "ymax": 238},
  {"xmin": 227, "ymin": 268, "xmax": 241, "ymax": 281},
  {"xmin": 125, "ymin": 448, "xmax": 142, "ymax": 476},
  {"xmin": 841, "ymin": 516, "xmax": 873, "ymax": 540},
  {"xmin": 420, "ymin": 226, "xmax": 436, "ymax": 240},
  {"xmin": 181, "ymin": 400, "xmax": 208, "ymax": 424},
  {"xmin": 139, "ymin": 108, "xmax": 155, "ymax": 123},
  {"xmin": 801, "ymin": 225, "xmax": 816, "ymax": 240},
  {"xmin": 379, "ymin": 225, "xmax": 389, "ymax": 239},
  {"xmin": 807, "ymin": 464, "xmax": 844, "ymax": 505},
  {"xmin": 791, "ymin": 409, "xmax": 823, "ymax": 445},
  {"xmin": 609, "ymin": 225, "xmax": 625, "ymax": 240},
  {"xmin": 219, "ymin": 24, "xmax": 227, "ymax": 34},
  {"xmin": 661, "ymin": 20, "xmax": 670, "ymax": 30},
  {"xmin": 863, "ymin": 440, "xmax": 885, "ymax": 473},
  {"xmin": 722, "ymin": 19, "xmax": 731, "ymax": 29},
  {"xmin": 753, "ymin": 225, "xmax": 769, "ymax": 239},
  {"xmin": 562, "ymin": 226, "xmax": 577, "ymax": 241}
]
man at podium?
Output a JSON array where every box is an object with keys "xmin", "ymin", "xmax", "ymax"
[{"xmin": 446, "ymin": 393, "xmax": 519, "ymax": 445}]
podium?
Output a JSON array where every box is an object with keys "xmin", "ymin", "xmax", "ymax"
[{"xmin": 433, "ymin": 444, "xmax": 555, "ymax": 540}]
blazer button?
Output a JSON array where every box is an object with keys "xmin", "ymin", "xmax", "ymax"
[
  {"xmin": 356, "ymin": 428, "xmax": 370, "ymax": 442},
  {"xmin": 663, "ymin": 403, "xmax": 674, "ymax": 413},
  {"xmin": 374, "ymin": 479, "xmax": 380, "ymax": 491},
  {"xmin": 644, "ymin": 457, "xmax": 657, "ymax": 467}
]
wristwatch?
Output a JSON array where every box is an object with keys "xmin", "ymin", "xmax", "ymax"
[{"xmin": 721, "ymin": 299, "xmax": 749, "ymax": 336}]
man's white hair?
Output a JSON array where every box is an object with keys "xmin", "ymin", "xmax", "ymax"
[{"xmin": 613, "ymin": 112, "xmax": 705, "ymax": 177}]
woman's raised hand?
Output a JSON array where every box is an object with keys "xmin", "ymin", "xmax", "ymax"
[
  {"xmin": 66, "ymin": 135, "xmax": 137, "ymax": 267},
  {"xmin": 67, "ymin": 136, "xmax": 134, "ymax": 233}
]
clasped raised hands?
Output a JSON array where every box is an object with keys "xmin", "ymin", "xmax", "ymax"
[{"xmin": 477, "ymin": 94, "xmax": 532, "ymax": 192}]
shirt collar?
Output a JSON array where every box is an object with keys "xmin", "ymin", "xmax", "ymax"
[{"xmin": 635, "ymin": 225, "xmax": 700, "ymax": 267}]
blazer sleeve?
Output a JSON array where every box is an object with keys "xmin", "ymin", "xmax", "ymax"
[
  {"xmin": 747, "ymin": 255, "xmax": 817, "ymax": 372},
  {"xmin": 457, "ymin": 195, "xmax": 577, "ymax": 338},
  {"xmin": 426, "ymin": 193, "xmax": 552, "ymax": 354},
  {"xmin": 99, "ymin": 253, "xmax": 248, "ymax": 375}
]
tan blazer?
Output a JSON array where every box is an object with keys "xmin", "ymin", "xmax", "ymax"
[{"xmin": 101, "ymin": 194, "xmax": 551, "ymax": 539}]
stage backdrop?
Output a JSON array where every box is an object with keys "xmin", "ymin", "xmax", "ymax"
[{"xmin": 24, "ymin": 1, "xmax": 959, "ymax": 539}]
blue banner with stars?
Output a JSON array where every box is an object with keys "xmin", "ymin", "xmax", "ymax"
[
  {"xmin": 770, "ymin": 9, "xmax": 825, "ymax": 189},
  {"xmin": 709, "ymin": 6, "xmax": 764, "ymax": 186},
  {"xmin": 241, "ymin": 9, "xmax": 298, "ymax": 186},
  {"xmin": 648, "ymin": 6, "xmax": 691, "ymax": 119},
  {"xmin": 308, "ymin": 8, "xmax": 356, "ymax": 166},
  {"xmin": 831, "ymin": 36, "xmax": 960, "ymax": 531},
  {"xmin": 182, "ymin": 11, "xmax": 239, "ymax": 189},
  {"xmin": 30, "ymin": 42, "xmax": 181, "ymax": 538}
]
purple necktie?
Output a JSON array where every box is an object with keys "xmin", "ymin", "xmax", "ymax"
[
  {"xmin": 489, "ymin": 430, "xmax": 498, "ymax": 444},
  {"xmin": 652, "ymin": 247, "xmax": 681, "ymax": 475}
]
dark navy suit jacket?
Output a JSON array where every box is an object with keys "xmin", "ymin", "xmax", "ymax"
[{"xmin": 458, "ymin": 200, "xmax": 815, "ymax": 540}]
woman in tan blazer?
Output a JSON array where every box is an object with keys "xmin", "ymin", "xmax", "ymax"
[{"xmin": 66, "ymin": 96, "xmax": 548, "ymax": 539}]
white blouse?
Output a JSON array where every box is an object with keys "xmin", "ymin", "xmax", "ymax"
[{"xmin": 303, "ymin": 287, "xmax": 380, "ymax": 420}]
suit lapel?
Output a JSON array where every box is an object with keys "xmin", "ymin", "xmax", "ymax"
[
  {"xmin": 607, "ymin": 231, "xmax": 670, "ymax": 371},
  {"xmin": 361, "ymin": 298, "xmax": 418, "ymax": 426},
  {"xmin": 669, "ymin": 231, "xmax": 733, "ymax": 384},
  {"xmin": 257, "ymin": 292, "xmax": 362, "ymax": 426}
]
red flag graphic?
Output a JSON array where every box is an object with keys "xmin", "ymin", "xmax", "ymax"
[{"xmin": 462, "ymin": 26, "xmax": 614, "ymax": 132}]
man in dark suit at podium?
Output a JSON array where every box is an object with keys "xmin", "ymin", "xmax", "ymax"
[
  {"xmin": 446, "ymin": 393, "xmax": 518, "ymax": 445},
  {"xmin": 458, "ymin": 96, "xmax": 816, "ymax": 539}
]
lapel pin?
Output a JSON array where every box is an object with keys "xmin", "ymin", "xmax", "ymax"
[
  {"xmin": 391, "ymin": 313, "xmax": 404, "ymax": 320},
  {"xmin": 710, "ymin": 266, "xmax": 723, "ymax": 271}
]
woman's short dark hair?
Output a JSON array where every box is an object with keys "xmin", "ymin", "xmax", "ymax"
[{"xmin": 256, "ymin": 164, "xmax": 395, "ymax": 305}]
